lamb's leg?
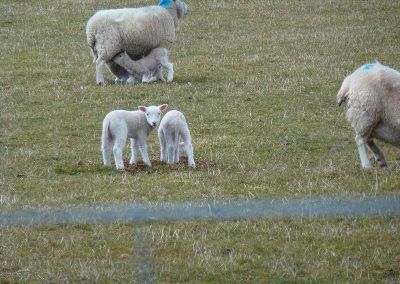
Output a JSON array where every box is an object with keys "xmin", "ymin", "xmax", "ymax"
[
  {"xmin": 95, "ymin": 57, "xmax": 106, "ymax": 85},
  {"xmin": 138, "ymin": 140, "xmax": 152, "ymax": 167},
  {"xmin": 127, "ymin": 75, "xmax": 139, "ymax": 84},
  {"xmin": 163, "ymin": 61, "xmax": 174, "ymax": 83},
  {"xmin": 159, "ymin": 130, "xmax": 167, "ymax": 162},
  {"xmin": 154, "ymin": 65, "xmax": 165, "ymax": 82},
  {"xmin": 178, "ymin": 142, "xmax": 186, "ymax": 158},
  {"xmin": 102, "ymin": 139, "xmax": 113, "ymax": 167},
  {"xmin": 186, "ymin": 143, "xmax": 196, "ymax": 168},
  {"xmin": 113, "ymin": 137, "xmax": 126, "ymax": 170},
  {"xmin": 367, "ymin": 140, "xmax": 387, "ymax": 167},
  {"xmin": 164, "ymin": 129, "xmax": 176, "ymax": 164},
  {"xmin": 129, "ymin": 138, "xmax": 140, "ymax": 165},
  {"xmin": 355, "ymin": 135, "xmax": 372, "ymax": 169},
  {"xmin": 142, "ymin": 73, "xmax": 158, "ymax": 83},
  {"xmin": 166, "ymin": 145, "xmax": 175, "ymax": 164},
  {"xmin": 172, "ymin": 131, "xmax": 180, "ymax": 164}
]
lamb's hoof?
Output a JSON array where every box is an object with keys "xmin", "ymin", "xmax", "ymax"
[
  {"xmin": 379, "ymin": 162, "xmax": 387, "ymax": 168},
  {"xmin": 97, "ymin": 81, "xmax": 107, "ymax": 86}
]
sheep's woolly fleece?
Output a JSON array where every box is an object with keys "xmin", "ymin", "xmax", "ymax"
[{"xmin": 337, "ymin": 62, "xmax": 400, "ymax": 168}]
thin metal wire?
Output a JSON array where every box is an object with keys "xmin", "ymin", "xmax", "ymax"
[{"xmin": 1, "ymin": 195, "xmax": 399, "ymax": 227}]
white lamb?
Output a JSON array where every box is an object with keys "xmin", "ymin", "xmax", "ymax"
[
  {"xmin": 113, "ymin": 48, "xmax": 174, "ymax": 84},
  {"xmin": 86, "ymin": 0, "xmax": 188, "ymax": 85},
  {"xmin": 158, "ymin": 110, "xmax": 195, "ymax": 168},
  {"xmin": 337, "ymin": 62, "xmax": 400, "ymax": 169},
  {"xmin": 102, "ymin": 104, "xmax": 168, "ymax": 170}
]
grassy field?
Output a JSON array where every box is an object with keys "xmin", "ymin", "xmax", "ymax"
[{"xmin": 1, "ymin": 0, "xmax": 400, "ymax": 282}]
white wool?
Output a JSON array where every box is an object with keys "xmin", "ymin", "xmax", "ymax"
[
  {"xmin": 158, "ymin": 110, "xmax": 195, "ymax": 168},
  {"xmin": 86, "ymin": 0, "xmax": 188, "ymax": 85},
  {"xmin": 113, "ymin": 48, "xmax": 174, "ymax": 84},
  {"xmin": 337, "ymin": 62, "xmax": 400, "ymax": 169},
  {"xmin": 101, "ymin": 104, "xmax": 168, "ymax": 170}
]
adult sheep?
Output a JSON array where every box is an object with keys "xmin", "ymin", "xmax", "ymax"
[
  {"xmin": 337, "ymin": 62, "xmax": 400, "ymax": 169},
  {"xmin": 86, "ymin": 0, "xmax": 188, "ymax": 85}
]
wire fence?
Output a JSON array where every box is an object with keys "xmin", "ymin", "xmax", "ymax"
[{"xmin": 1, "ymin": 195, "xmax": 400, "ymax": 282}]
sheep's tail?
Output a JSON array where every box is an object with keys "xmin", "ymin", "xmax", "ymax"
[
  {"xmin": 101, "ymin": 117, "xmax": 112, "ymax": 150},
  {"xmin": 87, "ymin": 32, "xmax": 98, "ymax": 63},
  {"xmin": 337, "ymin": 77, "xmax": 350, "ymax": 107}
]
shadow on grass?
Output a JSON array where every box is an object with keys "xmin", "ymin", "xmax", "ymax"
[{"xmin": 54, "ymin": 157, "xmax": 215, "ymax": 176}]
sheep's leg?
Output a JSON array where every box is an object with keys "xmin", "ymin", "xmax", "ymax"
[
  {"xmin": 158, "ymin": 130, "xmax": 167, "ymax": 162},
  {"xmin": 367, "ymin": 140, "xmax": 387, "ymax": 167},
  {"xmin": 138, "ymin": 141, "xmax": 152, "ymax": 167},
  {"xmin": 165, "ymin": 62, "xmax": 174, "ymax": 83},
  {"xmin": 95, "ymin": 57, "xmax": 106, "ymax": 85},
  {"xmin": 129, "ymin": 138, "xmax": 140, "ymax": 165},
  {"xmin": 186, "ymin": 143, "xmax": 196, "ymax": 168},
  {"xmin": 355, "ymin": 135, "xmax": 372, "ymax": 169}
]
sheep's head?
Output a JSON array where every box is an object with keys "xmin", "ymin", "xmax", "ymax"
[
  {"xmin": 175, "ymin": 0, "xmax": 189, "ymax": 18},
  {"xmin": 139, "ymin": 104, "xmax": 168, "ymax": 128},
  {"xmin": 159, "ymin": 0, "xmax": 189, "ymax": 19}
]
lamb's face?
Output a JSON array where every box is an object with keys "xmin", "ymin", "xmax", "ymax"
[
  {"xmin": 139, "ymin": 104, "xmax": 168, "ymax": 128},
  {"xmin": 113, "ymin": 52, "xmax": 129, "ymax": 66}
]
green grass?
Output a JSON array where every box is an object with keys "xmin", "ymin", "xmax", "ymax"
[{"xmin": 1, "ymin": 0, "xmax": 400, "ymax": 282}]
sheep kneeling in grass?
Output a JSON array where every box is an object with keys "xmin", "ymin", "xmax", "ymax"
[
  {"xmin": 102, "ymin": 104, "xmax": 168, "ymax": 170},
  {"xmin": 337, "ymin": 62, "xmax": 400, "ymax": 169},
  {"xmin": 113, "ymin": 48, "xmax": 173, "ymax": 84},
  {"xmin": 158, "ymin": 110, "xmax": 195, "ymax": 168}
]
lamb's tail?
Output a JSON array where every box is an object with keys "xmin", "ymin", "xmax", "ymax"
[
  {"xmin": 101, "ymin": 117, "xmax": 112, "ymax": 150},
  {"xmin": 337, "ymin": 77, "xmax": 351, "ymax": 107}
]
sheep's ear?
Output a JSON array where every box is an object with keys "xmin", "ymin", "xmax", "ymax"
[
  {"xmin": 138, "ymin": 106, "xmax": 147, "ymax": 113},
  {"xmin": 159, "ymin": 104, "xmax": 168, "ymax": 112}
]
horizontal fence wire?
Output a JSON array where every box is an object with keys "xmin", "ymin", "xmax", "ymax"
[{"xmin": 1, "ymin": 195, "xmax": 400, "ymax": 227}]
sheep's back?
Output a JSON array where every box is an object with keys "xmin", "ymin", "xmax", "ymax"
[
  {"xmin": 111, "ymin": 6, "xmax": 176, "ymax": 58},
  {"xmin": 346, "ymin": 65, "xmax": 400, "ymax": 134}
]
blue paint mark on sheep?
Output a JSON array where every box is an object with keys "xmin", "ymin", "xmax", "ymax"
[
  {"xmin": 361, "ymin": 63, "xmax": 375, "ymax": 71},
  {"xmin": 159, "ymin": 0, "xmax": 172, "ymax": 7}
]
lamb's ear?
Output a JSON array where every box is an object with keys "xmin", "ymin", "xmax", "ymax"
[
  {"xmin": 159, "ymin": 104, "xmax": 168, "ymax": 112},
  {"xmin": 138, "ymin": 106, "xmax": 147, "ymax": 113}
]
